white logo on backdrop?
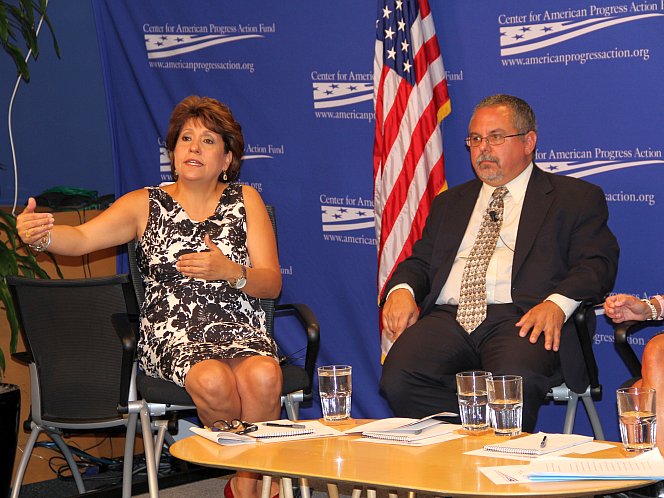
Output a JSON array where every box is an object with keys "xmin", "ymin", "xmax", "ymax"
[
  {"xmin": 497, "ymin": 5, "xmax": 663, "ymax": 65},
  {"xmin": 500, "ymin": 13, "xmax": 663, "ymax": 56},
  {"xmin": 142, "ymin": 22, "xmax": 275, "ymax": 73},
  {"xmin": 145, "ymin": 33, "xmax": 263, "ymax": 59},
  {"xmin": 320, "ymin": 194, "xmax": 376, "ymax": 245},
  {"xmin": 311, "ymin": 70, "xmax": 375, "ymax": 121},
  {"xmin": 313, "ymin": 82, "xmax": 373, "ymax": 109}
]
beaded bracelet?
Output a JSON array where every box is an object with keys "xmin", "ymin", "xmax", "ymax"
[
  {"xmin": 641, "ymin": 298, "xmax": 658, "ymax": 321},
  {"xmin": 28, "ymin": 231, "xmax": 51, "ymax": 252},
  {"xmin": 653, "ymin": 295, "xmax": 664, "ymax": 321}
]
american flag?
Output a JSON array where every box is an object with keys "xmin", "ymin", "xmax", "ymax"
[{"xmin": 373, "ymin": 0, "xmax": 450, "ymax": 355}]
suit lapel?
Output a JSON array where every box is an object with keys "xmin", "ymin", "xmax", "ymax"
[
  {"xmin": 512, "ymin": 166, "xmax": 554, "ymax": 277},
  {"xmin": 426, "ymin": 181, "xmax": 482, "ymax": 308}
]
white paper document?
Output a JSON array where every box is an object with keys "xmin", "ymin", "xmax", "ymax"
[
  {"xmin": 191, "ymin": 420, "xmax": 343, "ymax": 445},
  {"xmin": 479, "ymin": 465, "xmax": 532, "ymax": 484},
  {"xmin": 527, "ymin": 450, "xmax": 664, "ymax": 481}
]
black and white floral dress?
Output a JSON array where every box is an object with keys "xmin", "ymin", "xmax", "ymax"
[{"xmin": 136, "ymin": 183, "xmax": 277, "ymax": 387}]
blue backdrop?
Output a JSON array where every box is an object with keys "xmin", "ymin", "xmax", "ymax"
[{"xmin": 91, "ymin": 0, "xmax": 664, "ymax": 442}]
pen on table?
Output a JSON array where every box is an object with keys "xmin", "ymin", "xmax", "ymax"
[
  {"xmin": 264, "ymin": 422, "xmax": 306, "ymax": 428},
  {"xmin": 540, "ymin": 435, "xmax": 548, "ymax": 448}
]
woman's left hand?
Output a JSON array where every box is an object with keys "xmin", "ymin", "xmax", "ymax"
[{"xmin": 176, "ymin": 234, "xmax": 238, "ymax": 281}]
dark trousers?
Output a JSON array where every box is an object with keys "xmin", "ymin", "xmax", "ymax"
[{"xmin": 379, "ymin": 304, "xmax": 563, "ymax": 432}]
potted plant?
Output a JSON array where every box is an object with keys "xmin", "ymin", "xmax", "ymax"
[{"xmin": 1, "ymin": 1, "xmax": 59, "ymax": 496}]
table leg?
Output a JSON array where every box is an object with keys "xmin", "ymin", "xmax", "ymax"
[
  {"xmin": 261, "ymin": 476, "xmax": 272, "ymax": 498},
  {"xmin": 327, "ymin": 483, "xmax": 340, "ymax": 498},
  {"xmin": 281, "ymin": 477, "xmax": 294, "ymax": 498},
  {"xmin": 299, "ymin": 478, "xmax": 311, "ymax": 498}
]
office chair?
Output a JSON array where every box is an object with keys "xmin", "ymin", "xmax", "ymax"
[
  {"xmin": 7, "ymin": 274, "xmax": 157, "ymax": 498},
  {"xmin": 545, "ymin": 302, "xmax": 605, "ymax": 439}
]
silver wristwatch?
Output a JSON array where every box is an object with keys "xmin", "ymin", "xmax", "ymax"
[{"xmin": 229, "ymin": 265, "xmax": 247, "ymax": 289}]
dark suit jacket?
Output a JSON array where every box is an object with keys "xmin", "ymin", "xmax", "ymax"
[{"xmin": 384, "ymin": 165, "xmax": 619, "ymax": 393}]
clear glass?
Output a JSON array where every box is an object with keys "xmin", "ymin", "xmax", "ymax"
[
  {"xmin": 487, "ymin": 375, "xmax": 523, "ymax": 436},
  {"xmin": 455, "ymin": 371, "xmax": 492, "ymax": 432},
  {"xmin": 617, "ymin": 387, "xmax": 656, "ymax": 451},
  {"xmin": 318, "ymin": 365, "xmax": 352, "ymax": 421}
]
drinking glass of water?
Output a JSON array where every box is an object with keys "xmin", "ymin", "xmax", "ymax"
[
  {"xmin": 456, "ymin": 370, "xmax": 491, "ymax": 432},
  {"xmin": 617, "ymin": 387, "xmax": 656, "ymax": 452},
  {"xmin": 487, "ymin": 375, "xmax": 522, "ymax": 436},
  {"xmin": 318, "ymin": 365, "xmax": 352, "ymax": 421}
]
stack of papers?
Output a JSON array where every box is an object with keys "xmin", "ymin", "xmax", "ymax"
[
  {"xmin": 480, "ymin": 447, "xmax": 664, "ymax": 484},
  {"xmin": 347, "ymin": 412, "xmax": 463, "ymax": 446},
  {"xmin": 528, "ymin": 450, "xmax": 664, "ymax": 481},
  {"xmin": 191, "ymin": 420, "xmax": 343, "ymax": 445}
]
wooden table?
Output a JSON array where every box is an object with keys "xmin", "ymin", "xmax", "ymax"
[{"xmin": 170, "ymin": 419, "xmax": 655, "ymax": 497}]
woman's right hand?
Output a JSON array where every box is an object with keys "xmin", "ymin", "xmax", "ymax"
[{"xmin": 16, "ymin": 197, "xmax": 54, "ymax": 246}]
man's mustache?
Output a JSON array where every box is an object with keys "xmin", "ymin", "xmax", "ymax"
[{"xmin": 475, "ymin": 154, "xmax": 499, "ymax": 167}]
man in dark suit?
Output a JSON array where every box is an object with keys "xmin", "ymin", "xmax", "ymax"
[{"xmin": 379, "ymin": 94, "xmax": 619, "ymax": 432}]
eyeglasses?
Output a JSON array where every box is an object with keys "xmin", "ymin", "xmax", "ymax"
[
  {"xmin": 208, "ymin": 419, "xmax": 258, "ymax": 435},
  {"xmin": 465, "ymin": 133, "xmax": 526, "ymax": 148}
]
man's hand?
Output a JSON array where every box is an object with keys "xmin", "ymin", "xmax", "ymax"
[
  {"xmin": 515, "ymin": 300, "xmax": 565, "ymax": 351},
  {"xmin": 382, "ymin": 289, "xmax": 419, "ymax": 342},
  {"xmin": 604, "ymin": 294, "xmax": 650, "ymax": 323}
]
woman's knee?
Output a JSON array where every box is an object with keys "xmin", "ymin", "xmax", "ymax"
[
  {"xmin": 642, "ymin": 335, "xmax": 664, "ymax": 379},
  {"xmin": 185, "ymin": 360, "xmax": 235, "ymax": 403},
  {"xmin": 237, "ymin": 357, "xmax": 283, "ymax": 398}
]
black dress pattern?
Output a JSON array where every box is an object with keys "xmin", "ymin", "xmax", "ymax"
[{"xmin": 137, "ymin": 184, "xmax": 277, "ymax": 387}]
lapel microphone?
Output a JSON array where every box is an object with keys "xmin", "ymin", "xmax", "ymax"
[{"xmin": 489, "ymin": 210, "xmax": 498, "ymax": 222}]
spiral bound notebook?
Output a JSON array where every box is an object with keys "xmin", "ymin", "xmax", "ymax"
[
  {"xmin": 483, "ymin": 432, "xmax": 593, "ymax": 456},
  {"xmin": 191, "ymin": 420, "xmax": 342, "ymax": 445},
  {"xmin": 361, "ymin": 412, "xmax": 459, "ymax": 442}
]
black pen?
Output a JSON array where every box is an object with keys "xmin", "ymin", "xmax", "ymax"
[
  {"xmin": 540, "ymin": 435, "xmax": 548, "ymax": 448},
  {"xmin": 264, "ymin": 422, "xmax": 306, "ymax": 428}
]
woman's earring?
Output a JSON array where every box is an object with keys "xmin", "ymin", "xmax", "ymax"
[{"xmin": 223, "ymin": 170, "xmax": 228, "ymax": 182}]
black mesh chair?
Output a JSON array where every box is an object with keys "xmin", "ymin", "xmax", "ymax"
[
  {"xmin": 7, "ymin": 274, "xmax": 157, "ymax": 498},
  {"xmin": 545, "ymin": 302, "xmax": 605, "ymax": 439}
]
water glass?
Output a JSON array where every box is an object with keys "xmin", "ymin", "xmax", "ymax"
[
  {"xmin": 318, "ymin": 365, "xmax": 352, "ymax": 421},
  {"xmin": 455, "ymin": 370, "xmax": 491, "ymax": 432},
  {"xmin": 617, "ymin": 387, "xmax": 656, "ymax": 452},
  {"xmin": 487, "ymin": 375, "xmax": 523, "ymax": 436}
]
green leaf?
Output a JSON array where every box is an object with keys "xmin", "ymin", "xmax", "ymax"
[{"xmin": 0, "ymin": 245, "xmax": 19, "ymax": 276}]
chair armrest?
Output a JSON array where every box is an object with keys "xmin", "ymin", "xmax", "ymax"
[
  {"xmin": 572, "ymin": 301, "xmax": 601, "ymax": 395},
  {"xmin": 111, "ymin": 313, "xmax": 139, "ymax": 412},
  {"xmin": 275, "ymin": 303, "xmax": 320, "ymax": 396},
  {"xmin": 614, "ymin": 319, "xmax": 663, "ymax": 379}
]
